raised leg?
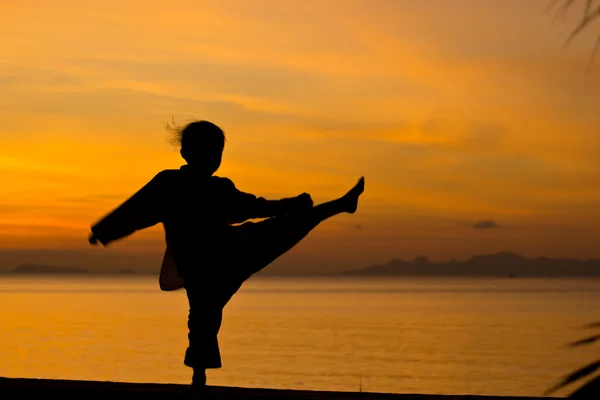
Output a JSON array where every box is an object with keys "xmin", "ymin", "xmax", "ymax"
[{"xmin": 227, "ymin": 177, "xmax": 365, "ymax": 288}]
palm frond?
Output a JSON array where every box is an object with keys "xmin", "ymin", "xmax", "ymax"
[
  {"xmin": 568, "ymin": 334, "xmax": 600, "ymax": 347},
  {"xmin": 545, "ymin": 360, "xmax": 600, "ymax": 396},
  {"xmin": 547, "ymin": 0, "xmax": 600, "ymax": 67},
  {"xmin": 568, "ymin": 373, "xmax": 600, "ymax": 399}
]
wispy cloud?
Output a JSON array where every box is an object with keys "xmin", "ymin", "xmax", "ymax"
[{"xmin": 473, "ymin": 220, "xmax": 499, "ymax": 230}]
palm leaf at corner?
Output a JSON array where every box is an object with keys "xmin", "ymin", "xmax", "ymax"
[
  {"xmin": 583, "ymin": 321, "xmax": 600, "ymax": 329},
  {"xmin": 568, "ymin": 374, "xmax": 600, "ymax": 399},
  {"xmin": 568, "ymin": 334, "xmax": 600, "ymax": 347},
  {"xmin": 544, "ymin": 360, "xmax": 600, "ymax": 396}
]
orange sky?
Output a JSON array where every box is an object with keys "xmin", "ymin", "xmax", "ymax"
[{"xmin": 1, "ymin": 0, "xmax": 599, "ymax": 273}]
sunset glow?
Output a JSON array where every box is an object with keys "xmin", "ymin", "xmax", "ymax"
[{"xmin": 1, "ymin": 0, "xmax": 599, "ymax": 273}]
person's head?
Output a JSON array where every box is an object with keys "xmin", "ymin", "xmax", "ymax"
[{"xmin": 169, "ymin": 120, "xmax": 226, "ymax": 175}]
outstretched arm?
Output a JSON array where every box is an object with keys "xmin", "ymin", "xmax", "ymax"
[
  {"xmin": 221, "ymin": 178, "xmax": 312, "ymax": 223},
  {"xmin": 90, "ymin": 171, "xmax": 167, "ymax": 246}
]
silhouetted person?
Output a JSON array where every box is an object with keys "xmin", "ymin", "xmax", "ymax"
[{"xmin": 88, "ymin": 120, "xmax": 365, "ymax": 397}]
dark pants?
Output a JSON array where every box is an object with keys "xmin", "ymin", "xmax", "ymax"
[
  {"xmin": 183, "ymin": 268, "xmax": 247, "ymax": 369},
  {"xmin": 181, "ymin": 211, "xmax": 321, "ymax": 370},
  {"xmin": 184, "ymin": 285, "xmax": 225, "ymax": 369}
]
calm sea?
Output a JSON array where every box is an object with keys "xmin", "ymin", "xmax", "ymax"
[{"xmin": 1, "ymin": 275, "xmax": 598, "ymax": 397}]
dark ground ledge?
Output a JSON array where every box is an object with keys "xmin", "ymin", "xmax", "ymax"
[{"xmin": 0, "ymin": 377, "xmax": 558, "ymax": 399}]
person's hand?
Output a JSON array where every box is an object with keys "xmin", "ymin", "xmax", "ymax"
[{"xmin": 88, "ymin": 233, "xmax": 99, "ymax": 246}]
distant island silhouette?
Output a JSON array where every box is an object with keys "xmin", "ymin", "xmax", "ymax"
[
  {"xmin": 5, "ymin": 252, "xmax": 600, "ymax": 277},
  {"xmin": 343, "ymin": 252, "xmax": 600, "ymax": 277},
  {"xmin": 13, "ymin": 264, "xmax": 90, "ymax": 274},
  {"xmin": 118, "ymin": 268, "xmax": 136, "ymax": 274}
]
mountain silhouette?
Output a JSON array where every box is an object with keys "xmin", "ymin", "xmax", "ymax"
[
  {"xmin": 343, "ymin": 252, "xmax": 600, "ymax": 277},
  {"xmin": 13, "ymin": 263, "xmax": 90, "ymax": 274}
]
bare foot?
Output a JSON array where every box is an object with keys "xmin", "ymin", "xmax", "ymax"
[{"xmin": 341, "ymin": 177, "xmax": 365, "ymax": 214}]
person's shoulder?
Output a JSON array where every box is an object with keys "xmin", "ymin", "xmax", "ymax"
[
  {"xmin": 148, "ymin": 169, "xmax": 183, "ymax": 186},
  {"xmin": 212, "ymin": 175, "xmax": 234, "ymax": 184},
  {"xmin": 154, "ymin": 169, "xmax": 180, "ymax": 179},
  {"xmin": 156, "ymin": 168, "xmax": 181, "ymax": 176},
  {"xmin": 212, "ymin": 176, "xmax": 236, "ymax": 188}
]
